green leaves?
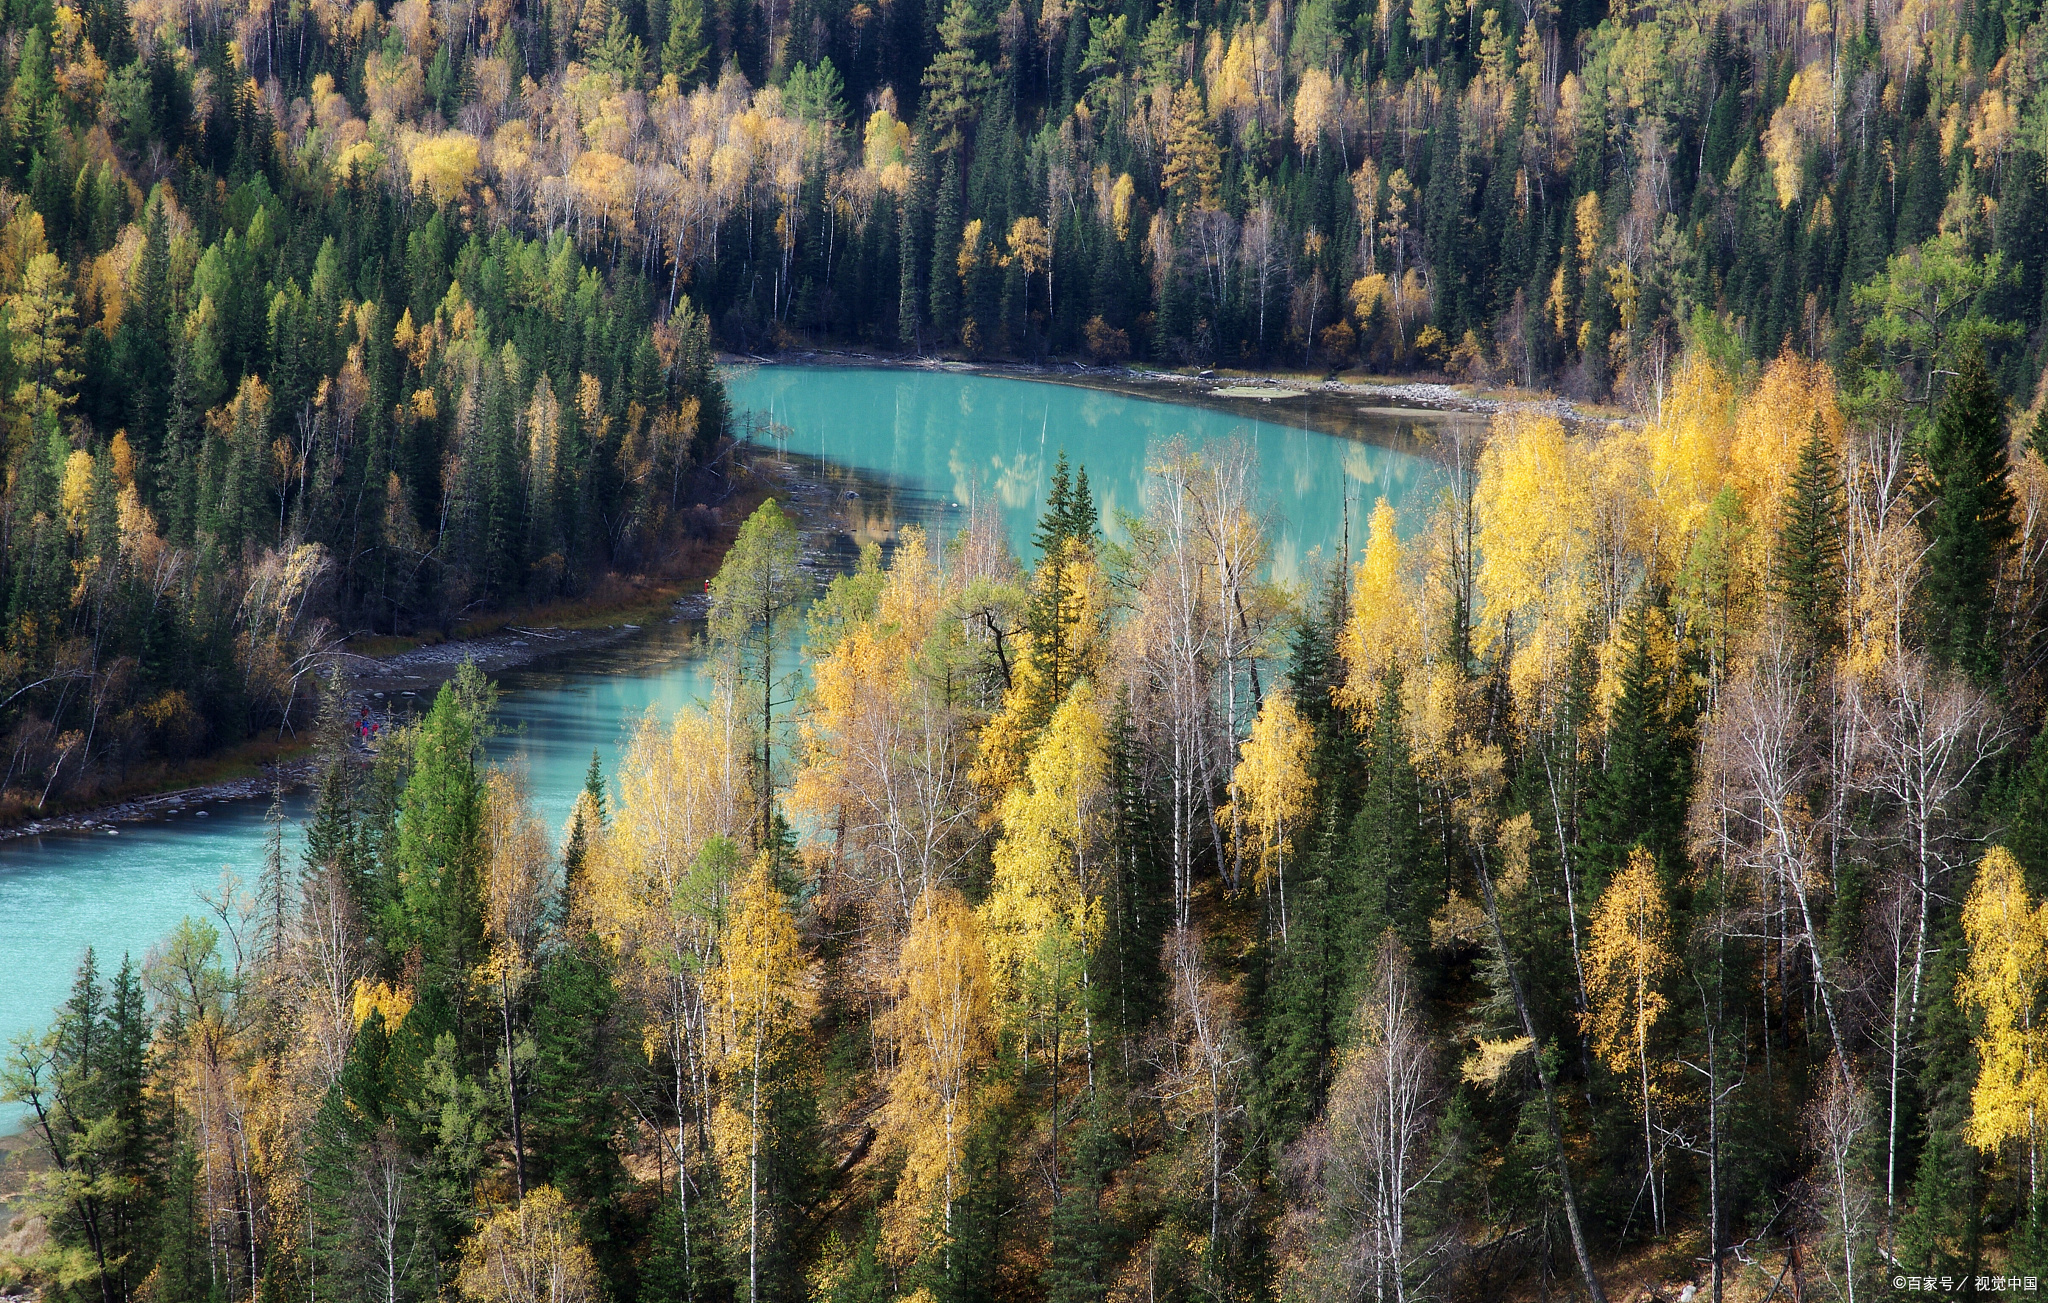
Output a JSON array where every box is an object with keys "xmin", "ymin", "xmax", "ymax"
[{"xmin": 1851, "ymin": 234, "xmax": 2019, "ymax": 406}]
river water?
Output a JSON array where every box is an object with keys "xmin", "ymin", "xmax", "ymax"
[{"xmin": 0, "ymin": 366, "xmax": 1468, "ymax": 1120}]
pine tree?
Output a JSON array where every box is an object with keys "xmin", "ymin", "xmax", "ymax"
[
  {"xmin": 1424, "ymin": 90, "xmax": 1471, "ymax": 335},
  {"xmin": 1774, "ymin": 415, "xmax": 1846, "ymax": 656},
  {"xmin": 1583, "ymin": 602, "xmax": 1689, "ymax": 883},
  {"xmin": 2001, "ymin": 717, "xmax": 2048, "ymax": 895},
  {"xmin": 1035, "ymin": 451, "xmax": 1078, "ymax": 557},
  {"xmin": 1918, "ymin": 345, "xmax": 2017, "ymax": 683},
  {"xmin": 708, "ymin": 499, "xmax": 807, "ymax": 842},
  {"xmin": 1104, "ymin": 689, "xmax": 1168, "ymax": 1037},
  {"xmin": 1043, "ymin": 1100, "xmax": 1119, "ymax": 1303},
  {"xmin": 661, "ymin": 0, "xmax": 709, "ymax": 85},
  {"xmin": 929, "ymin": 150, "xmax": 964, "ymax": 344},
  {"xmin": 581, "ymin": 749, "xmax": 607, "ymax": 825},
  {"xmin": 1344, "ymin": 673, "xmax": 1428, "ymax": 977},
  {"xmin": 390, "ymin": 682, "xmax": 487, "ymax": 990}
]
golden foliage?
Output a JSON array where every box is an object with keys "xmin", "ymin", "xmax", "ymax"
[
  {"xmin": 457, "ymin": 1186, "xmax": 600, "ymax": 1303},
  {"xmin": 1223, "ymin": 690, "xmax": 1315, "ymax": 899},
  {"xmin": 1959, "ymin": 847, "xmax": 2048, "ymax": 1154},
  {"xmin": 1581, "ymin": 848, "xmax": 1674, "ymax": 1082},
  {"xmin": 879, "ymin": 888, "xmax": 994, "ymax": 1259},
  {"xmin": 409, "ymin": 131, "xmax": 481, "ymax": 206},
  {"xmin": 1336, "ymin": 497, "xmax": 1418, "ymax": 710},
  {"xmin": 1472, "ymin": 410, "xmax": 1595, "ymax": 714},
  {"xmin": 979, "ymin": 681, "xmax": 1108, "ymax": 1006}
]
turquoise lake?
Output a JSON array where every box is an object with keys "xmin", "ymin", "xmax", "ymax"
[{"xmin": 0, "ymin": 366, "xmax": 1464, "ymax": 1122}]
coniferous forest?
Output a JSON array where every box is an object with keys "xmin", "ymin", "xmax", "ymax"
[{"xmin": 6, "ymin": 0, "xmax": 2048, "ymax": 1294}]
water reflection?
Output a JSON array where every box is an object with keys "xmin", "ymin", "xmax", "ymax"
[{"xmin": 724, "ymin": 365, "xmax": 1468, "ymax": 587}]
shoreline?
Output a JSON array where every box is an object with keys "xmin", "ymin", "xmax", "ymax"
[
  {"xmin": 722, "ymin": 346, "xmax": 1606, "ymax": 436},
  {"xmin": 0, "ymin": 448, "xmax": 895, "ymax": 846},
  {"xmin": 0, "ymin": 355, "xmax": 1490, "ymax": 843}
]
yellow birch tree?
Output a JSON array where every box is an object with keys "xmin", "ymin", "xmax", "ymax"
[
  {"xmin": 1959, "ymin": 847, "xmax": 2048, "ymax": 1161},
  {"xmin": 1223, "ymin": 690, "xmax": 1315, "ymax": 941},
  {"xmin": 879, "ymin": 887, "xmax": 993, "ymax": 1261},
  {"xmin": 1583, "ymin": 848, "xmax": 1675, "ymax": 1235},
  {"xmin": 713, "ymin": 853, "xmax": 806, "ymax": 1303}
]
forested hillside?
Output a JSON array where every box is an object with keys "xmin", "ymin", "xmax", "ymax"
[
  {"xmin": 0, "ymin": 0, "xmax": 733, "ymax": 816},
  {"xmin": 7, "ymin": 0, "xmax": 2048, "ymax": 1293},
  {"xmin": 3, "ymin": 0, "xmax": 2046, "ymax": 797},
  {"xmin": 7, "ymin": 329, "xmax": 2048, "ymax": 1303}
]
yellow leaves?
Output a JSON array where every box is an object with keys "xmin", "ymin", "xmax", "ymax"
[
  {"xmin": 956, "ymin": 217, "xmax": 994, "ymax": 280},
  {"xmin": 1350, "ymin": 273, "xmax": 1388, "ymax": 325},
  {"xmin": 1959, "ymin": 847, "xmax": 2048, "ymax": 1153},
  {"xmin": 569, "ymin": 150, "xmax": 636, "ymax": 233},
  {"xmin": 1573, "ymin": 192, "xmax": 1602, "ymax": 273},
  {"xmin": 975, "ymin": 543, "xmax": 1105, "ymax": 796},
  {"xmin": 863, "ymin": 107, "xmax": 912, "ymax": 192},
  {"xmin": 333, "ymin": 139, "xmax": 385, "ymax": 181},
  {"xmin": 1582, "ymin": 848, "xmax": 1673, "ymax": 1085},
  {"xmin": 592, "ymin": 697, "xmax": 754, "ymax": 955},
  {"xmin": 1292, "ymin": 68, "xmax": 1340, "ymax": 152},
  {"xmin": 1763, "ymin": 62, "xmax": 1834, "ymax": 207},
  {"xmin": 1642, "ymin": 354, "xmax": 1736, "ymax": 581},
  {"xmin": 0, "ymin": 194, "xmax": 51, "ymax": 296},
  {"xmin": 60, "ymin": 449, "xmax": 93, "ymax": 535},
  {"xmin": 408, "ymin": 131, "xmax": 481, "ymax": 207},
  {"xmin": 879, "ymin": 888, "xmax": 993, "ymax": 1259},
  {"xmin": 716, "ymin": 853, "xmax": 805, "ymax": 1045},
  {"xmin": 1966, "ymin": 88, "xmax": 2019, "ymax": 170},
  {"xmin": 1460, "ymin": 1036, "xmax": 1532, "ymax": 1087},
  {"xmin": 1223, "ymin": 691, "xmax": 1315, "ymax": 896},
  {"xmin": 458, "ymin": 1186, "xmax": 600, "ymax": 1303},
  {"xmin": 1336, "ymin": 496, "xmax": 1417, "ymax": 709},
  {"xmin": 482, "ymin": 769, "xmax": 553, "ymax": 970},
  {"xmin": 1162, "ymin": 81, "xmax": 1222, "ymax": 213},
  {"xmin": 1730, "ymin": 351, "xmax": 1841, "ymax": 516},
  {"xmin": 350, "ymin": 978, "xmax": 414, "ymax": 1030},
  {"xmin": 1472, "ymin": 410, "xmax": 1595, "ymax": 711},
  {"xmin": 1109, "ymin": 172, "xmax": 1136, "ymax": 240},
  {"xmin": 979, "ymin": 682, "xmax": 1108, "ymax": 1006},
  {"xmin": 1007, "ymin": 216, "xmax": 1050, "ymax": 277}
]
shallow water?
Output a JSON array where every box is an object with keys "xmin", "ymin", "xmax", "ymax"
[
  {"xmin": 727, "ymin": 365, "xmax": 1467, "ymax": 585},
  {"xmin": 0, "ymin": 366, "xmax": 1459, "ymax": 1125}
]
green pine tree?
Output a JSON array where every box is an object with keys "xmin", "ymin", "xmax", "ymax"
[
  {"xmin": 389, "ymin": 681, "xmax": 487, "ymax": 989},
  {"xmin": 1043, "ymin": 1100, "xmax": 1120, "ymax": 1303},
  {"xmin": 1773, "ymin": 415, "xmax": 1846, "ymax": 656},
  {"xmin": 1918, "ymin": 345, "xmax": 2017, "ymax": 682},
  {"xmin": 1344, "ymin": 672, "xmax": 1428, "ymax": 978},
  {"xmin": 1583, "ymin": 601, "xmax": 1689, "ymax": 883},
  {"xmin": 661, "ymin": 0, "xmax": 709, "ymax": 86}
]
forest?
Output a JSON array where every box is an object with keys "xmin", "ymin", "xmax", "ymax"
[
  {"xmin": 0, "ymin": 0, "xmax": 2041, "ymax": 808},
  {"xmin": 5, "ymin": 332, "xmax": 2048, "ymax": 1303},
  {"xmin": 5, "ymin": 0, "xmax": 2048, "ymax": 1290}
]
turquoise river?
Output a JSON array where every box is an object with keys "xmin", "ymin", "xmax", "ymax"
[{"xmin": 0, "ymin": 365, "xmax": 1468, "ymax": 1123}]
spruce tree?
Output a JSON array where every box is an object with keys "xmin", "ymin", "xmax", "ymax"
[
  {"xmin": 1918, "ymin": 345, "xmax": 2017, "ymax": 683},
  {"xmin": 1344, "ymin": 673, "xmax": 1428, "ymax": 977},
  {"xmin": 1773, "ymin": 415, "xmax": 1846, "ymax": 656},
  {"xmin": 582, "ymin": 749, "xmax": 607, "ymax": 825},
  {"xmin": 1043, "ymin": 1100, "xmax": 1118, "ymax": 1303},
  {"xmin": 389, "ymin": 682, "xmax": 486, "ymax": 991},
  {"xmin": 1583, "ymin": 602, "xmax": 1689, "ymax": 883},
  {"xmin": 929, "ymin": 151, "xmax": 963, "ymax": 345},
  {"xmin": 2000, "ymin": 717, "xmax": 2048, "ymax": 896},
  {"xmin": 1035, "ymin": 450, "xmax": 1078, "ymax": 556},
  {"xmin": 1104, "ymin": 690, "xmax": 1168, "ymax": 1037}
]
